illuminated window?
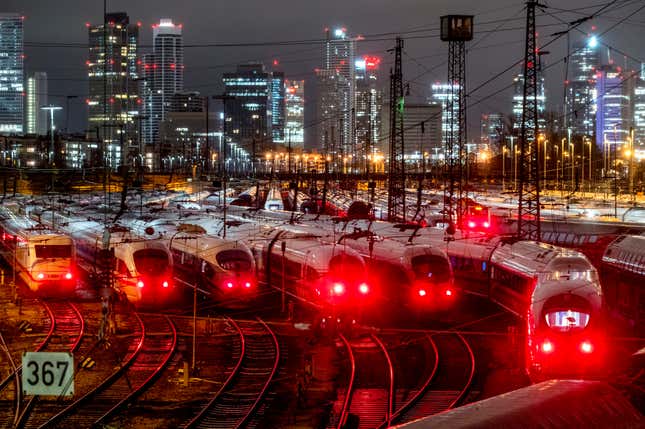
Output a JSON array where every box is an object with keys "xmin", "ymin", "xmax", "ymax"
[{"xmin": 545, "ymin": 310, "xmax": 590, "ymax": 331}]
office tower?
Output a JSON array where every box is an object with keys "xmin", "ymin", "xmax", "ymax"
[
  {"xmin": 270, "ymin": 71, "xmax": 285, "ymax": 143},
  {"xmin": 170, "ymin": 91, "xmax": 203, "ymax": 112},
  {"xmin": 355, "ymin": 56, "xmax": 383, "ymax": 160},
  {"xmin": 285, "ymin": 80, "xmax": 304, "ymax": 148},
  {"xmin": 480, "ymin": 113, "xmax": 504, "ymax": 152},
  {"xmin": 512, "ymin": 72, "xmax": 546, "ymax": 133},
  {"xmin": 141, "ymin": 18, "xmax": 184, "ymax": 151},
  {"xmin": 565, "ymin": 36, "xmax": 600, "ymax": 137},
  {"xmin": 25, "ymin": 72, "xmax": 48, "ymax": 135},
  {"xmin": 87, "ymin": 12, "xmax": 140, "ymax": 167},
  {"xmin": 431, "ymin": 82, "xmax": 459, "ymax": 148},
  {"xmin": 596, "ymin": 64, "xmax": 633, "ymax": 153},
  {"xmin": 0, "ymin": 14, "xmax": 24, "ymax": 134},
  {"xmin": 633, "ymin": 64, "xmax": 645, "ymax": 153},
  {"xmin": 315, "ymin": 27, "xmax": 356, "ymax": 153}
]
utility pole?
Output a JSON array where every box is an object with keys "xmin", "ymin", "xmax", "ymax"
[
  {"xmin": 212, "ymin": 94, "xmax": 235, "ymax": 238},
  {"xmin": 517, "ymin": 1, "xmax": 542, "ymax": 241},
  {"xmin": 387, "ymin": 37, "xmax": 406, "ymax": 222},
  {"xmin": 441, "ymin": 15, "xmax": 473, "ymax": 230}
]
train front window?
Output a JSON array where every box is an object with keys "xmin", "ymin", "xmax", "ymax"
[
  {"xmin": 216, "ymin": 250, "xmax": 253, "ymax": 272},
  {"xmin": 545, "ymin": 310, "xmax": 590, "ymax": 332},
  {"xmin": 411, "ymin": 255, "xmax": 451, "ymax": 283},
  {"xmin": 133, "ymin": 249, "xmax": 169, "ymax": 276},
  {"xmin": 34, "ymin": 244, "xmax": 72, "ymax": 259}
]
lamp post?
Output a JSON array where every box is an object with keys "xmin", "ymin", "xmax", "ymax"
[
  {"xmin": 502, "ymin": 145, "xmax": 507, "ymax": 191},
  {"xmin": 560, "ymin": 137, "xmax": 566, "ymax": 192},
  {"xmin": 629, "ymin": 127, "xmax": 635, "ymax": 201},
  {"xmin": 585, "ymin": 138, "xmax": 592, "ymax": 196},
  {"xmin": 570, "ymin": 141, "xmax": 575, "ymax": 192},
  {"xmin": 41, "ymin": 105, "xmax": 63, "ymax": 167}
]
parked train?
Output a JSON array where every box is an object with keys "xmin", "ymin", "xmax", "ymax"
[
  {"xmin": 0, "ymin": 208, "xmax": 76, "ymax": 295},
  {"xmin": 443, "ymin": 234, "xmax": 605, "ymax": 378},
  {"xmin": 28, "ymin": 209, "xmax": 175, "ymax": 307},
  {"xmin": 124, "ymin": 217, "xmax": 257, "ymax": 305},
  {"xmin": 600, "ymin": 234, "xmax": 645, "ymax": 336}
]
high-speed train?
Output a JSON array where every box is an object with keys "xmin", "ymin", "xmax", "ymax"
[
  {"xmin": 123, "ymin": 216, "xmax": 257, "ymax": 305},
  {"xmin": 600, "ymin": 234, "xmax": 645, "ymax": 335},
  {"xmin": 0, "ymin": 208, "xmax": 76, "ymax": 295},
  {"xmin": 28, "ymin": 208, "xmax": 175, "ymax": 307},
  {"xmin": 441, "ymin": 234, "xmax": 605, "ymax": 378}
]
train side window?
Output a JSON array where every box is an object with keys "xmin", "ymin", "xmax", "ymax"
[
  {"xmin": 589, "ymin": 235, "xmax": 597, "ymax": 244},
  {"xmin": 116, "ymin": 258, "xmax": 130, "ymax": 277}
]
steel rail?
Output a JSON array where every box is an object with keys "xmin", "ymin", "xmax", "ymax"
[{"xmin": 336, "ymin": 333, "xmax": 356, "ymax": 429}]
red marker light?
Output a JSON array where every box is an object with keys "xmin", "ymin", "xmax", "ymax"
[
  {"xmin": 541, "ymin": 340, "xmax": 553, "ymax": 353},
  {"xmin": 37, "ymin": 273, "xmax": 45, "ymax": 280},
  {"xmin": 65, "ymin": 272, "xmax": 73, "ymax": 280},
  {"xmin": 162, "ymin": 281, "xmax": 169, "ymax": 288},
  {"xmin": 244, "ymin": 282, "xmax": 251, "ymax": 288},
  {"xmin": 332, "ymin": 283, "xmax": 345, "ymax": 295},
  {"xmin": 445, "ymin": 289, "xmax": 453, "ymax": 296},
  {"xmin": 137, "ymin": 280, "xmax": 144, "ymax": 288},
  {"xmin": 483, "ymin": 221, "xmax": 490, "ymax": 228},
  {"xmin": 418, "ymin": 289, "xmax": 427, "ymax": 297},
  {"xmin": 580, "ymin": 341, "xmax": 593, "ymax": 354},
  {"xmin": 226, "ymin": 282, "xmax": 234, "ymax": 289},
  {"xmin": 468, "ymin": 221, "xmax": 476, "ymax": 228},
  {"xmin": 358, "ymin": 283, "xmax": 369, "ymax": 294}
]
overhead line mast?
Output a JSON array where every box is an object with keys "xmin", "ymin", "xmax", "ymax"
[
  {"xmin": 387, "ymin": 37, "xmax": 405, "ymax": 222},
  {"xmin": 517, "ymin": 1, "xmax": 542, "ymax": 241}
]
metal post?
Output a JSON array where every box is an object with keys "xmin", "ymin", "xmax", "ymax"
[{"xmin": 192, "ymin": 280, "xmax": 197, "ymax": 371}]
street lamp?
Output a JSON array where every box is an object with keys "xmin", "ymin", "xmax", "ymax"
[
  {"xmin": 570, "ymin": 141, "xmax": 575, "ymax": 193},
  {"xmin": 502, "ymin": 145, "xmax": 508, "ymax": 191},
  {"xmin": 585, "ymin": 138, "xmax": 592, "ymax": 195},
  {"xmin": 41, "ymin": 105, "xmax": 63, "ymax": 166}
]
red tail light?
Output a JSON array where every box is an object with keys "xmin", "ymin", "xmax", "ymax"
[
  {"xmin": 468, "ymin": 221, "xmax": 476, "ymax": 228},
  {"xmin": 226, "ymin": 282, "xmax": 234, "ymax": 289},
  {"xmin": 541, "ymin": 340, "xmax": 554, "ymax": 353},
  {"xmin": 37, "ymin": 273, "xmax": 45, "ymax": 280},
  {"xmin": 483, "ymin": 221, "xmax": 490, "ymax": 228},
  {"xmin": 244, "ymin": 282, "xmax": 252, "ymax": 288},
  {"xmin": 445, "ymin": 289, "xmax": 453, "ymax": 297},
  {"xmin": 65, "ymin": 272, "xmax": 73, "ymax": 280},
  {"xmin": 332, "ymin": 283, "xmax": 345, "ymax": 295},
  {"xmin": 418, "ymin": 289, "xmax": 427, "ymax": 297},
  {"xmin": 580, "ymin": 341, "xmax": 593, "ymax": 354},
  {"xmin": 162, "ymin": 281, "xmax": 169, "ymax": 288},
  {"xmin": 137, "ymin": 280, "xmax": 144, "ymax": 288},
  {"xmin": 358, "ymin": 283, "xmax": 369, "ymax": 294}
]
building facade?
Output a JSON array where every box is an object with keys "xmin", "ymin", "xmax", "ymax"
[
  {"xmin": 633, "ymin": 65, "xmax": 645, "ymax": 157},
  {"xmin": 480, "ymin": 113, "xmax": 504, "ymax": 153},
  {"xmin": 0, "ymin": 14, "xmax": 24, "ymax": 134},
  {"xmin": 565, "ymin": 36, "xmax": 600, "ymax": 137},
  {"xmin": 431, "ymin": 82, "xmax": 460, "ymax": 151},
  {"xmin": 25, "ymin": 72, "xmax": 48, "ymax": 135},
  {"xmin": 270, "ymin": 71, "xmax": 285, "ymax": 143},
  {"xmin": 355, "ymin": 56, "xmax": 383, "ymax": 161},
  {"xmin": 87, "ymin": 12, "xmax": 140, "ymax": 168},
  {"xmin": 595, "ymin": 64, "xmax": 633, "ymax": 153},
  {"xmin": 511, "ymin": 72, "xmax": 546, "ymax": 135},
  {"xmin": 285, "ymin": 80, "xmax": 304, "ymax": 148}
]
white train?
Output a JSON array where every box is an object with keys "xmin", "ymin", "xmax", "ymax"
[
  {"xmin": 124, "ymin": 217, "xmax": 257, "ymax": 304},
  {"xmin": 264, "ymin": 187, "xmax": 284, "ymax": 211},
  {"xmin": 0, "ymin": 208, "xmax": 76, "ymax": 295},
  {"xmin": 29, "ymin": 209, "xmax": 174, "ymax": 307},
  {"xmin": 444, "ymin": 234, "xmax": 604, "ymax": 378},
  {"xmin": 600, "ymin": 234, "xmax": 645, "ymax": 334}
]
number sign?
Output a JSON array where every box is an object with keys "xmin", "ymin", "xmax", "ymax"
[{"xmin": 22, "ymin": 352, "xmax": 74, "ymax": 396}]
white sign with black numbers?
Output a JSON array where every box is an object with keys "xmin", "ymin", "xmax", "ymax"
[{"xmin": 21, "ymin": 352, "xmax": 74, "ymax": 396}]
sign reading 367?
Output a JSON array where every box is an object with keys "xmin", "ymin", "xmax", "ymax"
[{"xmin": 22, "ymin": 352, "xmax": 74, "ymax": 396}]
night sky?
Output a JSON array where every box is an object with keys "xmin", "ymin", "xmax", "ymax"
[{"xmin": 4, "ymin": 0, "xmax": 645, "ymax": 137}]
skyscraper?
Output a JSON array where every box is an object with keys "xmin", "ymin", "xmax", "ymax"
[
  {"xmin": 270, "ymin": 71, "xmax": 285, "ymax": 143},
  {"xmin": 633, "ymin": 64, "xmax": 645, "ymax": 152},
  {"xmin": 595, "ymin": 64, "xmax": 633, "ymax": 151},
  {"xmin": 565, "ymin": 36, "xmax": 600, "ymax": 137},
  {"xmin": 512, "ymin": 72, "xmax": 546, "ymax": 133},
  {"xmin": 142, "ymin": 19, "xmax": 184, "ymax": 150},
  {"xmin": 316, "ymin": 27, "xmax": 356, "ymax": 153},
  {"xmin": 285, "ymin": 80, "xmax": 304, "ymax": 148},
  {"xmin": 25, "ymin": 72, "xmax": 48, "ymax": 135},
  {"xmin": 355, "ymin": 56, "xmax": 383, "ymax": 159},
  {"xmin": 431, "ymin": 82, "xmax": 459, "ymax": 150},
  {"xmin": 0, "ymin": 14, "xmax": 24, "ymax": 134},
  {"xmin": 87, "ymin": 12, "xmax": 140, "ymax": 167},
  {"xmin": 480, "ymin": 113, "xmax": 504, "ymax": 152}
]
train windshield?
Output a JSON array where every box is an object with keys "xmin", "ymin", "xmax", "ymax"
[
  {"xmin": 541, "ymin": 270, "xmax": 598, "ymax": 282},
  {"xmin": 35, "ymin": 244, "xmax": 72, "ymax": 259},
  {"xmin": 411, "ymin": 255, "xmax": 452, "ymax": 283},
  {"xmin": 545, "ymin": 310, "xmax": 590, "ymax": 331},
  {"xmin": 133, "ymin": 249, "xmax": 170, "ymax": 276},
  {"xmin": 216, "ymin": 249, "xmax": 253, "ymax": 272}
]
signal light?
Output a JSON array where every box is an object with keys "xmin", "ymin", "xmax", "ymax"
[
  {"xmin": 418, "ymin": 289, "xmax": 427, "ymax": 297},
  {"xmin": 332, "ymin": 283, "xmax": 345, "ymax": 295},
  {"xmin": 162, "ymin": 281, "xmax": 169, "ymax": 288},
  {"xmin": 541, "ymin": 340, "xmax": 554, "ymax": 353},
  {"xmin": 226, "ymin": 282, "xmax": 234, "ymax": 289},
  {"xmin": 37, "ymin": 273, "xmax": 45, "ymax": 280},
  {"xmin": 65, "ymin": 272, "xmax": 73, "ymax": 280},
  {"xmin": 580, "ymin": 341, "xmax": 593, "ymax": 354},
  {"xmin": 468, "ymin": 221, "xmax": 476, "ymax": 228},
  {"xmin": 358, "ymin": 283, "xmax": 369, "ymax": 294},
  {"xmin": 137, "ymin": 280, "xmax": 144, "ymax": 288}
]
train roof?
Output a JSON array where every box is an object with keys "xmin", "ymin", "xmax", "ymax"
[
  {"xmin": 0, "ymin": 209, "xmax": 62, "ymax": 239},
  {"xmin": 602, "ymin": 235, "xmax": 645, "ymax": 275},
  {"xmin": 393, "ymin": 379, "xmax": 644, "ymax": 429}
]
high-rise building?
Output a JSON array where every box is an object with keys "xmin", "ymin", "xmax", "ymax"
[
  {"xmin": 25, "ymin": 72, "xmax": 48, "ymax": 135},
  {"xmin": 87, "ymin": 12, "xmax": 140, "ymax": 167},
  {"xmin": 431, "ymin": 82, "xmax": 459, "ymax": 150},
  {"xmin": 355, "ymin": 56, "xmax": 383, "ymax": 160},
  {"xmin": 170, "ymin": 91, "xmax": 203, "ymax": 112},
  {"xmin": 285, "ymin": 80, "xmax": 304, "ymax": 148},
  {"xmin": 315, "ymin": 27, "xmax": 356, "ymax": 153},
  {"xmin": 565, "ymin": 36, "xmax": 600, "ymax": 137},
  {"xmin": 633, "ymin": 64, "xmax": 645, "ymax": 154},
  {"xmin": 223, "ymin": 63, "xmax": 272, "ymax": 153},
  {"xmin": 141, "ymin": 19, "xmax": 184, "ymax": 151},
  {"xmin": 480, "ymin": 113, "xmax": 504, "ymax": 152},
  {"xmin": 512, "ymin": 72, "xmax": 546, "ymax": 134},
  {"xmin": 270, "ymin": 71, "xmax": 285, "ymax": 143},
  {"xmin": 0, "ymin": 14, "xmax": 24, "ymax": 134},
  {"xmin": 596, "ymin": 64, "xmax": 633, "ymax": 152}
]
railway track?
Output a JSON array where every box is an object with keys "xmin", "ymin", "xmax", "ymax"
[
  {"xmin": 185, "ymin": 318, "xmax": 280, "ymax": 429},
  {"xmin": 41, "ymin": 312, "xmax": 177, "ymax": 428}
]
